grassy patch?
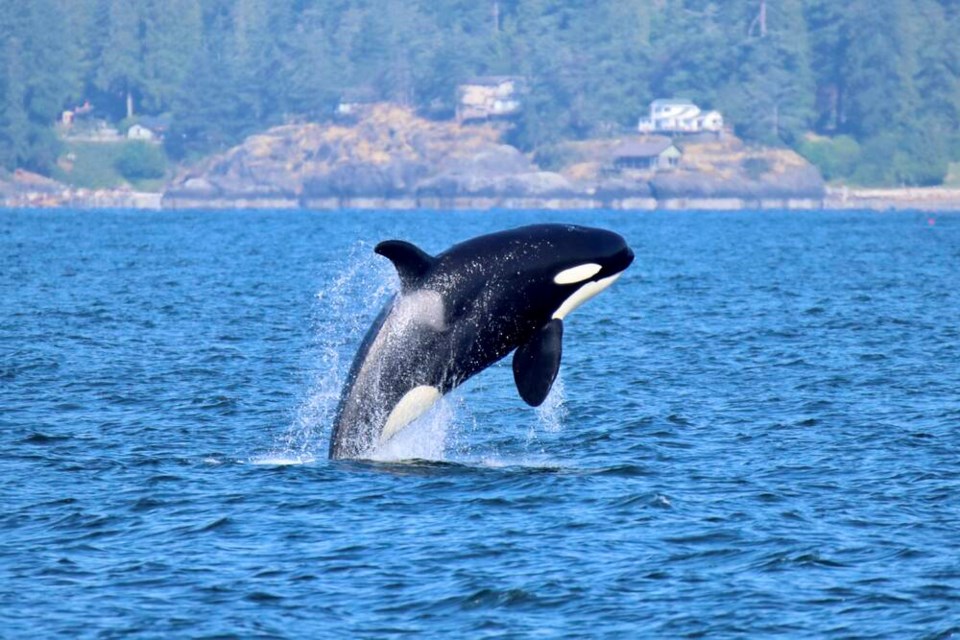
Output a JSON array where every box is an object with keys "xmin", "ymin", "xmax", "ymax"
[
  {"xmin": 52, "ymin": 141, "xmax": 169, "ymax": 192},
  {"xmin": 944, "ymin": 162, "xmax": 960, "ymax": 186}
]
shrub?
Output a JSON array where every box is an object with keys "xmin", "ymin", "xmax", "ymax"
[
  {"xmin": 797, "ymin": 135, "xmax": 860, "ymax": 181},
  {"xmin": 853, "ymin": 131, "xmax": 948, "ymax": 186},
  {"xmin": 115, "ymin": 142, "xmax": 167, "ymax": 180}
]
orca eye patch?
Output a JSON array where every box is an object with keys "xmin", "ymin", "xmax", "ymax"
[{"xmin": 553, "ymin": 263, "xmax": 602, "ymax": 285}]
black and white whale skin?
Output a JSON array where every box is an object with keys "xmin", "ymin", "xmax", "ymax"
[{"xmin": 328, "ymin": 224, "xmax": 634, "ymax": 460}]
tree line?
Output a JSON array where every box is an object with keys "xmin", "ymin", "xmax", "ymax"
[{"xmin": 1, "ymin": 0, "xmax": 958, "ymax": 185}]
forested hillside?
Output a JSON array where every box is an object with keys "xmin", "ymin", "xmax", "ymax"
[{"xmin": 1, "ymin": 0, "xmax": 958, "ymax": 186}]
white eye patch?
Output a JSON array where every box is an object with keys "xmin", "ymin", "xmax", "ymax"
[{"xmin": 553, "ymin": 263, "xmax": 602, "ymax": 285}]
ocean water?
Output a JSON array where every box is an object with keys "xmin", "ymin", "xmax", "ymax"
[{"xmin": 2, "ymin": 208, "xmax": 959, "ymax": 638}]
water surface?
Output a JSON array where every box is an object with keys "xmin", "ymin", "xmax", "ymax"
[{"xmin": 2, "ymin": 208, "xmax": 959, "ymax": 637}]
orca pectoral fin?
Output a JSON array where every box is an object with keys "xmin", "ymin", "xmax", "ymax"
[
  {"xmin": 512, "ymin": 318, "xmax": 564, "ymax": 407},
  {"xmin": 375, "ymin": 240, "xmax": 436, "ymax": 290}
]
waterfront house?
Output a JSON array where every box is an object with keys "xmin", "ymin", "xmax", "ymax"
[
  {"xmin": 336, "ymin": 87, "xmax": 379, "ymax": 117},
  {"xmin": 127, "ymin": 124, "xmax": 157, "ymax": 141},
  {"xmin": 613, "ymin": 137, "xmax": 682, "ymax": 171},
  {"xmin": 637, "ymin": 99, "xmax": 723, "ymax": 134},
  {"xmin": 456, "ymin": 76, "xmax": 523, "ymax": 122}
]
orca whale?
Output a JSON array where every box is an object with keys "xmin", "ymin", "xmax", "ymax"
[{"xmin": 328, "ymin": 224, "xmax": 634, "ymax": 459}]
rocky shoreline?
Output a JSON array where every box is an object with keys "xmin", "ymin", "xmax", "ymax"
[
  {"xmin": 7, "ymin": 185, "xmax": 960, "ymax": 212},
  {"xmin": 159, "ymin": 193, "xmax": 827, "ymax": 211},
  {"xmin": 159, "ymin": 105, "xmax": 828, "ymax": 211},
  {"xmin": 5, "ymin": 105, "xmax": 960, "ymax": 212}
]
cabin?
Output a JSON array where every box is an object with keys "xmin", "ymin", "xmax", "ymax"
[
  {"xmin": 138, "ymin": 115, "xmax": 171, "ymax": 136},
  {"xmin": 638, "ymin": 99, "xmax": 723, "ymax": 135},
  {"xmin": 59, "ymin": 101, "xmax": 93, "ymax": 128},
  {"xmin": 612, "ymin": 137, "xmax": 682, "ymax": 171},
  {"xmin": 127, "ymin": 124, "xmax": 157, "ymax": 141},
  {"xmin": 336, "ymin": 87, "xmax": 379, "ymax": 117},
  {"xmin": 456, "ymin": 76, "xmax": 523, "ymax": 122}
]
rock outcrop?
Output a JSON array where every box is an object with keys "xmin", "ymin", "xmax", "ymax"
[
  {"xmin": 649, "ymin": 139, "xmax": 825, "ymax": 199},
  {"xmin": 166, "ymin": 105, "xmax": 575, "ymax": 204},
  {"xmin": 164, "ymin": 104, "xmax": 825, "ymax": 209}
]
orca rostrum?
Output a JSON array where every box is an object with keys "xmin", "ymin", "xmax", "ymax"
[{"xmin": 328, "ymin": 224, "xmax": 634, "ymax": 460}]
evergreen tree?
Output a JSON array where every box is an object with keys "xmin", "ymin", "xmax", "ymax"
[
  {"xmin": 282, "ymin": 3, "xmax": 341, "ymax": 119},
  {"xmin": 804, "ymin": 0, "xmax": 847, "ymax": 131},
  {"xmin": 650, "ymin": 2, "xmax": 732, "ymax": 110},
  {"xmin": 841, "ymin": 0, "xmax": 918, "ymax": 140},
  {"xmin": 140, "ymin": 0, "xmax": 203, "ymax": 114},
  {"xmin": 0, "ymin": 0, "xmax": 957, "ymax": 185},
  {"xmin": 0, "ymin": 36, "xmax": 30, "ymax": 170},
  {"xmin": 93, "ymin": 0, "xmax": 145, "ymax": 119},
  {"xmin": 166, "ymin": 5, "xmax": 244, "ymax": 159},
  {"xmin": 719, "ymin": 0, "xmax": 815, "ymax": 144},
  {"xmin": 0, "ymin": 0, "xmax": 71, "ymax": 171}
]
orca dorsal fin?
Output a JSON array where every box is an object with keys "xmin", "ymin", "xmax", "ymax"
[
  {"xmin": 512, "ymin": 319, "xmax": 564, "ymax": 407},
  {"xmin": 375, "ymin": 240, "xmax": 436, "ymax": 290}
]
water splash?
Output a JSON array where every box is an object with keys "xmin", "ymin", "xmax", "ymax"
[
  {"xmin": 524, "ymin": 372, "xmax": 567, "ymax": 443},
  {"xmin": 370, "ymin": 394, "xmax": 460, "ymax": 462},
  {"xmin": 535, "ymin": 373, "xmax": 568, "ymax": 433},
  {"xmin": 249, "ymin": 453, "xmax": 317, "ymax": 466},
  {"xmin": 271, "ymin": 243, "xmax": 397, "ymax": 459}
]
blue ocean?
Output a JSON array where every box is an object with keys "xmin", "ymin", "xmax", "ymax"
[{"xmin": 2, "ymin": 208, "xmax": 958, "ymax": 638}]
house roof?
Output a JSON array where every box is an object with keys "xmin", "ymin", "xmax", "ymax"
[
  {"xmin": 613, "ymin": 137, "xmax": 677, "ymax": 159},
  {"xmin": 339, "ymin": 86, "xmax": 379, "ymax": 103},
  {"xmin": 461, "ymin": 75, "xmax": 523, "ymax": 87},
  {"xmin": 651, "ymin": 98, "xmax": 695, "ymax": 107},
  {"xmin": 138, "ymin": 114, "xmax": 171, "ymax": 130}
]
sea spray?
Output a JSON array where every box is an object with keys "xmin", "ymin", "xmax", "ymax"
[
  {"xmin": 509, "ymin": 371, "xmax": 567, "ymax": 465},
  {"xmin": 267, "ymin": 242, "xmax": 396, "ymax": 460},
  {"xmin": 370, "ymin": 394, "xmax": 459, "ymax": 462},
  {"xmin": 535, "ymin": 372, "xmax": 568, "ymax": 433}
]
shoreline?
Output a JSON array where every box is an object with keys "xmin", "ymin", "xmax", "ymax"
[{"xmin": 4, "ymin": 186, "xmax": 960, "ymax": 212}]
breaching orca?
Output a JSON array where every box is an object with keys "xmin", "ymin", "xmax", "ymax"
[{"xmin": 328, "ymin": 224, "xmax": 634, "ymax": 459}]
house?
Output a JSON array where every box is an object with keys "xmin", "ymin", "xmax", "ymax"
[
  {"xmin": 336, "ymin": 87, "xmax": 379, "ymax": 117},
  {"xmin": 138, "ymin": 115, "xmax": 171, "ymax": 136},
  {"xmin": 612, "ymin": 136, "xmax": 682, "ymax": 171},
  {"xmin": 456, "ymin": 76, "xmax": 523, "ymax": 122},
  {"xmin": 637, "ymin": 99, "xmax": 723, "ymax": 134},
  {"xmin": 59, "ymin": 101, "xmax": 93, "ymax": 128},
  {"xmin": 127, "ymin": 124, "xmax": 157, "ymax": 141}
]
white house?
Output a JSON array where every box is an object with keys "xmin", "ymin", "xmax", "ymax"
[
  {"xmin": 457, "ymin": 76, "xmax": 523, "ymax": 122},
  {"xmin": 638, "ymin": 99, "xmax": 723, "ymax": 134},
  {"xmin": 127, "ymin": 124, "xmax": 157, "ymax": 141},
  {"xmin": 336, "ymin": 87, "xmax": 379, "ymax": 117}
]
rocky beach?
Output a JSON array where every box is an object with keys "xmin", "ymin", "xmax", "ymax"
[{"xmin": 4, "ymin": 105, "xmax": 960, "ymax": 212}]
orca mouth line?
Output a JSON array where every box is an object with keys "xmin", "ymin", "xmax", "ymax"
[{"xmin": 603, "ymin": 247, "xmax": 635, "ymax": 277}]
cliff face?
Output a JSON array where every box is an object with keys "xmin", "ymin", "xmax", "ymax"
[
  {"xmin": 167, "ymin": 105, "xmax": 575, "ymax": 202},
  {"xmin": 165, "ymin": 105, "xmax": 824, "ymax": 207},
  {"xmin": 650, "ymin": 137, "xmax": 825, "ymax": 199},
  {"xmin": 552, "ymin": 135, "xmax": 825, "ymax": 200}
]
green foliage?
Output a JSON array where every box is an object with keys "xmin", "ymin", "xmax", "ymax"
[
  {"xmin": 533, "ymin": 143, "xmax": 579, "ymax": 173},
  {"xmin": 0, "ymin": 0, "xmax": 71, "ymax": 172},
  {"xmin": 115, "ymin": 142, "xmax": 167, "ymax": 180},
  {"xmin": 851, "ymin": 129, "xmax": 948, "ymax": 186},
  {"xmin": 52, "ymin": 141, "xmax": 150, "ymax": 189},
  {"xmin": 944, "ymin": 163, "xmax": 960, "ymax": 187},
  {"xmin": 1, "ymin": 0, "xmax": 959, "ymax": 186},
  {"xmin": 797, "ymin": 135, "xmax": 861, "ymax": 181}
]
